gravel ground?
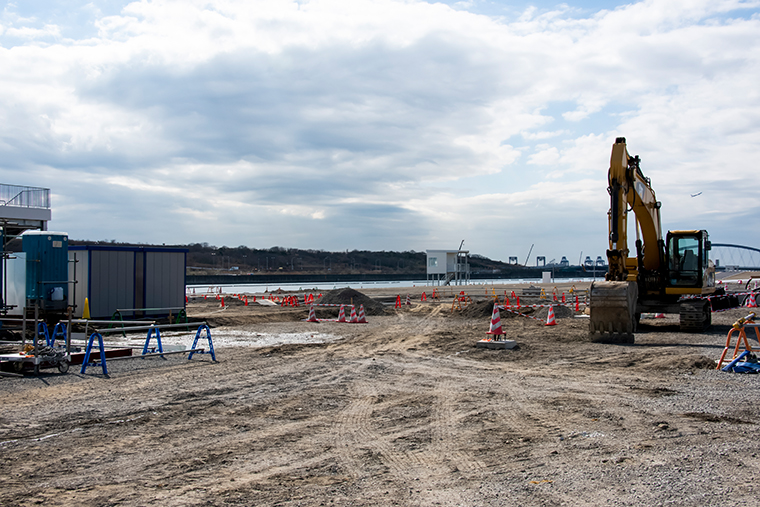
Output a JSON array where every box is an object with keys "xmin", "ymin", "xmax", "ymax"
[{"xmin": 1, "ymin": 289, "xmax": 760, "ymax": 506}]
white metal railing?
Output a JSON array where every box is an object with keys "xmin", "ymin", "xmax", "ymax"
[{"xmin": 0, "ymin": 184, "xmax": 50, "ymax": 209}]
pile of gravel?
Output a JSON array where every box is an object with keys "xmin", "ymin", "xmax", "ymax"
[{"xmin": 317, "ymin": 288, "xmax": 387, "ymax": 316}]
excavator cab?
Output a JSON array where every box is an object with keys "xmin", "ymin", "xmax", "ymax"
[{"xmin": 665, "ymin": 230, "xmax": 713, "ymax": 290}]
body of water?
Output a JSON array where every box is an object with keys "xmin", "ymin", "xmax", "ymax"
[{"xmin": 187, "ymin": 277, "xmax": 600, "ymax": 294}]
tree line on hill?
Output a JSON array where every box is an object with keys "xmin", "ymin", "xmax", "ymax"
[{"xmin": 69, "ymin": 240, "xmax": 516, "ymax": 275}]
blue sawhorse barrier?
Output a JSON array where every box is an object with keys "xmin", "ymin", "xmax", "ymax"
[
  {"xmin": 142, "ymin": 326, "xmax": 164, "ymax": 357},
  {"xmin": 37, "ymin": 322, "xmax": 68, "ymax": 347},
  {"xmin": 50, "ymin": 322, "xmax": 67, "ymax": 347},
  {"xmin": 81, "ymin": 332, "xmax": 108, "ymax": 375},
  {"xmin": 189, "ymin": 324, "xmax": 216, "ymax": 361},
  {"xmin": 37, "ymin": 322, "xmax": 49, "ymax": 347},
  {"xmin": 80, "ymin": 323, "xmax": 216, "ymax": 376}
]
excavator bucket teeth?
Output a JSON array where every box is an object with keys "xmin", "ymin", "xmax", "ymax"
[{"xmin": 588, "ymin": 281, "xmax": 638, "ymax": 344}]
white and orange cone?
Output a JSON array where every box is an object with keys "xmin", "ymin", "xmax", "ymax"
[
  {"xmin": 747, "ymin": 293, "xmax": 757, "ymax": 308},
  {"xmin": 349, "ymin": 305, "xmax": 358, "ymax": 323},
  {"xmin": 406, "ymin": 294, "xmax": 411, "ymax": 306},
  {"xmin": 356, "ymin": 305, "xmax": 367, "ymax": 323},
  {"xmin": 545, "ymin": 305, "xmax": 557, "ymax": 326},
  {"xmin": 306, "ymin": 305, "xmax": 319, "ymax": 322},
  {"xmin": 486, "ymin": 304, "xmax": 504, "ymax": 336},
  {"xmin": 337, "ymin": 305, "xmax": 347, "ymax": 322}
]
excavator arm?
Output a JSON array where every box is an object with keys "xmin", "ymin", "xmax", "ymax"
[
  {"xmin": 590, "ymin": 137, "xmax": 664, "ymax": 343},
  {"xmin": 606, "ymin": 137, "xmax": 663, "ymax": 282}
]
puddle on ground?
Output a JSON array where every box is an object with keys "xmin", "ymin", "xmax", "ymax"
[{"xmin": 71, "ymin": 330, "xmax": 339, "ymax": 350}]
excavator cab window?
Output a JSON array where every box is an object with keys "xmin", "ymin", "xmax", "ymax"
[{"xmin": 668, "ymin": 234, "xmax": 701, "ymax": 287}]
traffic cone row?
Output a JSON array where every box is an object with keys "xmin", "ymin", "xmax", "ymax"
[{"xmin": 281, "ymin": 296, "xmax": 300, "ymax": 307}]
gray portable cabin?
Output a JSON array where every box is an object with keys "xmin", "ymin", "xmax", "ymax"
[{"xmin": 68, "ymin": 245, "xmax": 187, "ymax": 319}]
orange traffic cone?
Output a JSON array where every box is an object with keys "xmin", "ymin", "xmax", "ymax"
[
  {"xmin": 406, "ymin": 294, "xmax": 411, "ymax": 306},
  {"xmin": 655, "ymin": 313, "xmax": 666, "ymax": 318},
  {"xmin": 545, "ymin": 306, "xmax": 557, "ymax": 326},
  {"xmin": 356, "ymin": 305, "xmax": 367, "ymax": 323},
  {"xmin": 306, "ymin": 305, "xmax": 319, "ymax": 322},
  {"xmin": 747, "ymin": 293, "xmax": 757, "ymax": 308},
  {"xmin": 337, "ymin": 305, "xmax": 346, "ymax": 322},
  {"xmin": 486, "ymin": 304, "xmax": 504, "ymax": 336},
  {"xmin": 349, "ymin": 305, "xmax": 358, "ymax": 323},
  {"xmin": 220, "ymin": 297, "xmax": 225, "ymax": 308}
]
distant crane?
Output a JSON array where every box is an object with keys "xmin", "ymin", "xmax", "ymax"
[{"xmin": 524, "ymin": 244, "xmax": 534, "ymax": 266}]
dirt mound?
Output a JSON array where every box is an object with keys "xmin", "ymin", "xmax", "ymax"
[
  {"xmin": 648, "ymin": 354, "xmax": 716, "ymax": 370},
  {"xmin": 317, "ymin": 288, "xmax": 387, "ymax": 316},
  {"xmin": 454, "ymin": 299, "xmax": 535, "ymax": 319},
  {"xmin": 535, "ymin": 304, "xmax": 575, "ymax": 320}
]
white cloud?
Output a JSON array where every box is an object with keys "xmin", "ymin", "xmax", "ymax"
[{"xmin": 0, "ymin": 0, "xmax": 758, "ymax": 261}]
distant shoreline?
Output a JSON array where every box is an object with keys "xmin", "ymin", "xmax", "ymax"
[{"xmin": 187, "ymin": 265, "xmax": 607, "ymax": 285}]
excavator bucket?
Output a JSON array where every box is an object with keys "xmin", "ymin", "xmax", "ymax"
[{"xmin": 589, "ymin": 281, "xmax": 638, "ymax": 344}]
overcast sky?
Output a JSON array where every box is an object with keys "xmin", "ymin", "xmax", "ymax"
[{"xmin": 1, "ymin": 0, "xmax": 759, "ymax": 265}]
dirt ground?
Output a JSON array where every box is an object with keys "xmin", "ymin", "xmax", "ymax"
[{"xmin": 2, "ymin": 283, "xmax": 760, "ymax": 506}]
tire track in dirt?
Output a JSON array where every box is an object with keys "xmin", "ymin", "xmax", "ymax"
[
  {"xmin": 431, "ymin": 374, "xmax": 487, "ymax": 473},
  {"xmin": 333, "ymin": 365, "xmax": 419, "ymax": 477}
]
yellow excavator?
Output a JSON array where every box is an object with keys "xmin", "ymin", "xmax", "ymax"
[{"xmin": 589, "ymin": 137, "xmax": 737, "ymax": 343}]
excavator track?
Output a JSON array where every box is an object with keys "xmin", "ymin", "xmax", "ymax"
[
  {"xmin": 679, "ymin": 299, "xmax": 711, "ymax": 332},
  {"xmin": 588, "ymin": 281, "xmax": 638, "ymax": 344}
]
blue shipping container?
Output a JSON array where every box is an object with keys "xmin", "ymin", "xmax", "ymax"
[{"xmin": 23, "ymin": 231, "xmax": 69, "ymax": 309}]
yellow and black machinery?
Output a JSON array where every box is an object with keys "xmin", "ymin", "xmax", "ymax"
[{"xmin": 589, "ymin": 137, "xmax": 737, "ymax": 343}]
